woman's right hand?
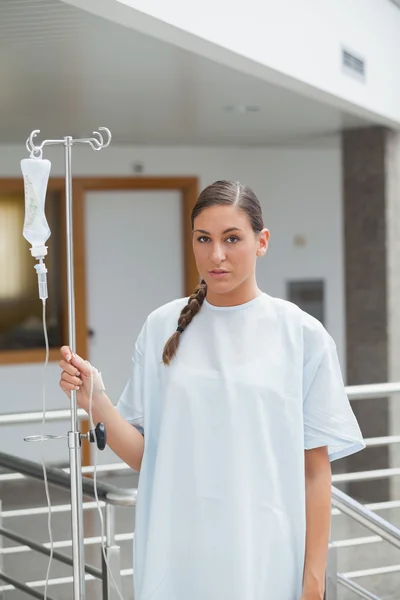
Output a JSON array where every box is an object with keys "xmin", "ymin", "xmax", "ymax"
[{"xmin": 59, "ymin": 346, "xmax": 107, "ymax": 413}]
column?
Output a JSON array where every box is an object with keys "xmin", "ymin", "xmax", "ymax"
[{"xmin": 342, "ymin": 126, "xmax": 400, "ymax": 502}]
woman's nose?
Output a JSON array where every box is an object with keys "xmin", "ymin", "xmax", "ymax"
[{"xmin": 210, "ymin": 243, "xmax": 226, "ymax": 264}]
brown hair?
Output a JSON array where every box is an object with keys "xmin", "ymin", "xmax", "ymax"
[{"xmin": 162, "ymin": 180, "xmax": 264, "ymax": 365}]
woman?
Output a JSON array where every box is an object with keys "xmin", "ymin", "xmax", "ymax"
[{"xmin": 59, "ymin": 180, "xmax": 364, "ymax": 600}]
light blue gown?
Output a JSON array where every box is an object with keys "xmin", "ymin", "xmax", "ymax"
[{"xmin": 117, "ymin": 293, "xmax": 364, "ymax": 600}]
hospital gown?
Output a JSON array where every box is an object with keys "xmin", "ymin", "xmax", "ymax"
[{"xmin": 116, "ymin": 293, "xmax": 364, "ymax": 600}]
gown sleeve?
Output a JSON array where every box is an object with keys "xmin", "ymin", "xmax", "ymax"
[
  {"xmin": 303, "ymin": 333, "xmax": 365, "ymax": 462},
  {"xmin": 115, "ymin": 322, "xmax": 146, "ymax": 435}
]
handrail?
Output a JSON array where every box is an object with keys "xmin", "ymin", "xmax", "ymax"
[
  {"xmin": 0, "ymin": 451, "xmax": 132, "ymax": 599},
  {"xmin": 0, "ymin": 452, "xmax": 137, "ymax": 507},
  {"xmin": 363, "ymin": 435, "xmax": 400, "ymax": 446},
  {"xmin": 0, "ymin": 381, "xmax": 398, "ymax": 429},
  {"xmin": 331, "ymin": 486, "xmax": 400, "ymax": 549},
  {"xmin": 0, "ymin": 572, "xmax": 58, "ymax": 600},
  {"xmin": 0, "ymin": 532, "xmax": 135, "ymax": 555},
  {"xmin": 0, "ymin": 525, "xmax": 102, "ymax": 579},
  {"xmin": 346, "ymin": 382, "xmax": 400, "ymax": 399},
  {"xmin": 0, "ymin": 380, "xmax": 399, "ymax": 600},
  {"xmin": 344, "ymin": 564, "xmax": 400, "ymax": 578},
  {"xmin": 2, "ymin": 497, "xmax": 399, "ymax": 520},
  {"xmin": 337, "ymin": 574, "xmax": 380, "ymax": 600},
  {"xmin": 0, "ymin": 408, "xmax": 87, "ymax": 425},
  {"xmin": 0, "ymin": 571, "xmax": 135, "ymax": 593},
  {"xmin": 332, "ymin": 467, "xmax": 400, "ymax": 483},
  {"xmin": 1, "ymin": 459, "xmax": 399, "ymax": 486},
  {"xmin": 1, "ymin": 452, "xmax": 398, "ymax": 553},
  {"xmin": 328, "ymin": 486, "xmax": 400, "ymax": 600}
]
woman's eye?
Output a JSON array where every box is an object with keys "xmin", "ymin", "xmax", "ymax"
[{"xmin": 196, "ymin": 235, "xmax": 239, "ymax": 243}]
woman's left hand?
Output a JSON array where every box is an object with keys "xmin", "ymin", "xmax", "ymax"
[{"xmin": 300, "ymin": 593, "xmax": 324, "ymax": 600}]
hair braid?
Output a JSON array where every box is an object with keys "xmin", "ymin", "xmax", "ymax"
[{"xmin": 162, "ymin": 280, "xmax": 207, "ymax": 365}]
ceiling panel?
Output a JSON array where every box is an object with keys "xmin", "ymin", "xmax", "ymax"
[{"xmin": 0, "ymin": 0, "xmax": 371, "ymax": 145}]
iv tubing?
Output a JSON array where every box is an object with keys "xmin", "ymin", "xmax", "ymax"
[
  {"xmin": 87, "ymin": 365, "xmax": 125, "ymax": 600},
  {"xmin": 41, "ymin": 300, "xmax": 54, "ymax": 600}
]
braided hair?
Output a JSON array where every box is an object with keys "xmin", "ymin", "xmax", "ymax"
[
  {"xmin": 162, "ymin": 280, "xmax": 207, "ymax": 365},
  {"xmin": 162, "ymin": 180, "xmax": 264, "ymax": 365}
]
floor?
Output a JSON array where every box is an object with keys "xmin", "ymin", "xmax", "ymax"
[{"xmin": 0, "ymin": 473, "xmax": 399, "ymax": 600}]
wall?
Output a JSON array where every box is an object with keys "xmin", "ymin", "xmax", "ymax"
[
  {"xmin": 65, "ymin": 0, "xmax": 400, "ymax": 126},
  {"xmin": 0, "ymin": 141, "xmax": 344, "ymax": 463}
]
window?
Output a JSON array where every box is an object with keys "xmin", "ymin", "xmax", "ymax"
[
  {"xmin": 287, "ymin": 279, "xmax": 325, "ymax": 325},
  {"xmin": 0, "ymin": 188, "xmax": 63, "ymax": 356}
]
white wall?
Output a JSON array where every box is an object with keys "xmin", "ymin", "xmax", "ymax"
[
  {"xmin": 65, "ymin": 0, "xmax": 400, "ymax": 126},
  {"xmin": 0, "ymin": 141, "xmax": 345, "ymax": 462}
]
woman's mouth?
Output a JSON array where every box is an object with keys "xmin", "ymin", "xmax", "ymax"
[{"xmin": 209, "ymin": 269, "xmax": 230, "ymax": 279}]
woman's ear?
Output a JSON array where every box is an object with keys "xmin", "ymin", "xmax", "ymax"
[{"xmin": 257, "ymin": 229, "xmax": 270, "ymax": 256}]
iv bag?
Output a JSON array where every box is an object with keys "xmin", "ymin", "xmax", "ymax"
[{"xmin": 21, "ymin": 158, "xmax": 51, "ymax": 258}]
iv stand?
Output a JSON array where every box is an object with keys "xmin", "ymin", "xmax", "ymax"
[{"xmin": 25, "ymin": 128, "xmax": 112, "ymax": 600}]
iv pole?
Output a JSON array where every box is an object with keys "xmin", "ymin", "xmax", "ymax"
[{"xmin": 25, "ymin": 128, "xmax": 112, "ymax": 600}]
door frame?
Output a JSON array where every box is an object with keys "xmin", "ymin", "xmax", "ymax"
[{"xmin": 74, "ymin": 176, "xmax": 199, "ymax": 358}]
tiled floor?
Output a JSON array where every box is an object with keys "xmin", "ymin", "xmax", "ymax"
[{"xmin": 0, "ymin": 473, "xmax": 399, "ymax": 600}]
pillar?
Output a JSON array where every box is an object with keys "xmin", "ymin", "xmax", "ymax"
[{"xmin": 342, "ymin": 127, "xmax": 400, "ymax": 502}]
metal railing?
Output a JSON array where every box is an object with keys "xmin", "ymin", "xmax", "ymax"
[
  {"xmin": 325, "ymin": 382, "xmax": 400, "ymax": 600},
  {"xmin": 0, "ymin": 452, "xmax": 136, "ymax": 599},
  {"xmin": 325, "ymin": 487, "xmax": 400, "ymax": 599},
  {"xmin": 0, "ymin": 381, "xmax": 399, "ymax": 599},
  {"xmin": 0, "ymin": 454, "xmax": 398, "ymax": 600}
]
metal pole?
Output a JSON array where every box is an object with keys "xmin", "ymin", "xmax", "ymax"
[
  {"xmin": 105, "ymin": 505, "xmax": 115, "ymax": 546},
  {"xmin": 337, "ymin": 574, "xmax": 382, "ymax": 599},
  {"xmin": 324, "ymin": 543, "xmax": 337, "ymax": 600},
  {"xmin": 331, "ymin": 486, "xmax": 400, "ymax": 549},
  {"xmin": 65, "ymin": 136, "xmax": 86, "ymax": 600},
  {"xmin": 23, "ymin": 127, "xmax": 111, "ymax": 599},
  {"xmin": 102, "ymin": 505, "xmax": 122, "ymax": 600}
]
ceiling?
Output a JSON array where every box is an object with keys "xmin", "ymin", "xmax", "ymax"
[{"xmin": 0, "ymin": 0, "xmax": 373, "ymax": 146}]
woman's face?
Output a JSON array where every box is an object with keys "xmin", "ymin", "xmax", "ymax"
[{"xmin": 192, "ymin": 204, "xmax": 269, "ymax": 304}]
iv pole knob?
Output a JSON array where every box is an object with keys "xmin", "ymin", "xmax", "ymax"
[{"xmin": 89, "ymin": 422, "xmax": 107, "ymax": 450}]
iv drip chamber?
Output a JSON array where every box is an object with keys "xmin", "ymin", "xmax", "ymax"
[{"xmin": 21, "ymin": 158, "xmax": 51, "ymax": 258}]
